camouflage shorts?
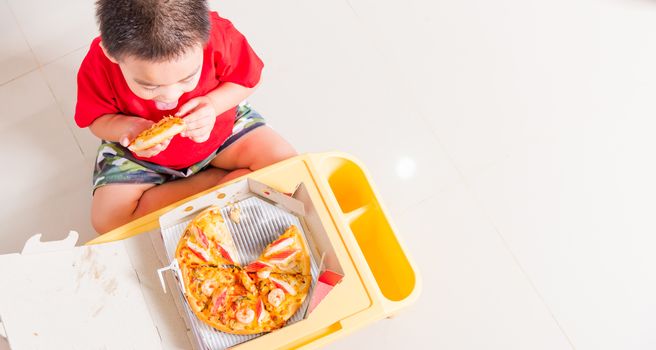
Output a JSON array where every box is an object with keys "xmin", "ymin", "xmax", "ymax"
[{"xmin": 92, "ymin": 103, "xmax": 265, "ymax": 192}]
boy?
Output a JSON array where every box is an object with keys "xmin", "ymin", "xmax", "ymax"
[{"xmin": 75, "ymin": 0, "xmax": 296, "ymax": 233}]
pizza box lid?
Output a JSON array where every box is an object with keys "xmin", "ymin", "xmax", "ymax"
[{"xmin": 0, "ymin": 230, "xmax": 195, "ymax": 350}]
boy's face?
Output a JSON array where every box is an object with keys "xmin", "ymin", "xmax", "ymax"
[{"xmin": 107, "ymin": 44, "xmax": 204, "ymax": 111}]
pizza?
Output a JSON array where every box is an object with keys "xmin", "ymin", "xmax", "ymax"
[
  {"xmin": 128, "ymin": 116, "xmax": 186, "ymax": 152},
  {"xmin": 175, "ymin": 208, "xmax": 312, "ymax": 335}
]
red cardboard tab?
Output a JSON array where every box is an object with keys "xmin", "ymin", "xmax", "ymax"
[
  {"xmin": 307, "ymin": 270, "xmax": 344, "ymax": 314},
  {"xmin": 307, "ymin": 281, "xmax": 334, "ymax": 314},
  {"xmin": 318, "ymin": 270, "xmax": 344, "ymax": 286}
]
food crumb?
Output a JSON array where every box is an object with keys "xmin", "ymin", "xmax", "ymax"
[{"xmin": 229, "ymin": 206, "xmax": 241, "ymax": 224}]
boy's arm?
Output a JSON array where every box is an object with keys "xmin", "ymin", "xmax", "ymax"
[
  {"xmin": 89, "ymin": 114, "xmax": 169, "ymax": 158},
  {"xmin": 175, "ymin": 81, "xmax": 259, "ymax": 143},
  {"xmin": 206, "ymin": 81, "xmax": 259, "ymax": 116},
  {"xmin": 89, "ymin": 113, "xmax": 154, "ymax": 145}
]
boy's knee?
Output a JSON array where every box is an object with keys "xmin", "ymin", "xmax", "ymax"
[
  {"xmin": 91, "ymin": 198, "xmax": 130, "ymax": 234},
  {"xmin": 273, "ymin": 144, "xmax": 298, "ymax": 160},
  {"xmin": 91, "ymin": 200, "xmax": 124, "ymax": 234},
  {"xmin": 91, "ymin": 184, "xmax": 147, "ymax": 234},
  {"xmin": 256, "ymin": 143, "xmax": 297, "ymax": 168},
  {"xmin": 91, "ymin": 211, "xmax": 114, "ymax": 235}
]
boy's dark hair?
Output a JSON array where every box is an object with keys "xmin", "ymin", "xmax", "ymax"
[{"xmin": 96, "ymin": 0, "xmax": 210, "ymax": 61}]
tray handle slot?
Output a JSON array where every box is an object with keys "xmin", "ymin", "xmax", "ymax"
[{"xmin": 278, "ymin": 321, "xmax": 343, "ymax": 349}]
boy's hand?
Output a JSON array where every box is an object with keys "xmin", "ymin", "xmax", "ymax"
[
  {"xmin": 118, "ymin": 117, "xmax": 154, "ymax": 148},
  {"xmin": 176, "ymin": 96, "xmax": 217, "ymax": 143},
  {"xmin": 131, "ymin": 138, "xmax": 173, "ymax": 158},
  {"xmin": 118, "ymin": 117, "xmax": 170, "ymax": 158}
]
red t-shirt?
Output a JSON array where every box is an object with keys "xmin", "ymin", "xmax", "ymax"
[{"xmin": 75, "ymin": 12, "xmax": 263, "ymax": 169}]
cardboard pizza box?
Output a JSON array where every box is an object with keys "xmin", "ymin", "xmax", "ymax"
[
  {"xmin": 155, "ymin": 178, "xmax": 344, "ymax": 349},
  {"xmin": 0, "ymin": 230, "xmax": 193, "ymax": 349}
]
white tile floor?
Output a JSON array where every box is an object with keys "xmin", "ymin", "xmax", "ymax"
[{"xmin": 1, "ymin": 0, "xmax": 656, "ymax": 349}]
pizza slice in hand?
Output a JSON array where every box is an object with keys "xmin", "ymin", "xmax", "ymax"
[{"xmin": 128, "ymin": 116, "xmax": 186, "ymax": 152}]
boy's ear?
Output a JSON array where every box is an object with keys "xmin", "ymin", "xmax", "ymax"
[{"xmin": 99, "ymin": 41, "xmax": 119, "ymax": 64}]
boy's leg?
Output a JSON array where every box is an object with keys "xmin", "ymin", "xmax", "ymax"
[
  {"xmin": 209, "ymin": 126, "xmax": 297, "ymax": 172},
  {"xmin": 92, "ymin": 167, "xmax": 228, "ymax": 233}
]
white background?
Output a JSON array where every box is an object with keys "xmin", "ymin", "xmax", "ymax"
[{"xmin": 1, "ymin": 0, "xmax": 655, "ymax": 349}]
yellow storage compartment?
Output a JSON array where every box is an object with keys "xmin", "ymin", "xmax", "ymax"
[
  {"xmin": 87, "ymin": 152, "xmax": 421, "ymax": 349},
  {"xmin": 350, "ymin": 207, "xmax": 415, "ymax": 302},
  {"xmin": 311, "ymin": 153, "xmax": 421, "ymax": 319}
]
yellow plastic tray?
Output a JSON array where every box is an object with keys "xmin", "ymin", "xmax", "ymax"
[{"xmin": 87, "ymin": 152, "xmax": 422, "ymax": 349}]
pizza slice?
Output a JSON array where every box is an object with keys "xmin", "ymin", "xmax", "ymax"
[
  {"xmin": 254, "ymin": 272, "xmax": 312, "ymax": 325},
  {"xmin": 182, "ymin": 265, "xmax": 281, "ymax": 334},
  {"xmin": 175, "ymin": 206, "xmax": 238, "ymax": 267},
  {"xmin": 244, "ymin": 225, "xmax": 311, "ymax": 276},
  {"xmin": 189, "ymin": 206, "xmax": 239, "ymax": 265},
  {"xmin": 128, "ymin": 116, "xmax": 186, "ymax": 152},
  {"xmin": 179, "ymin": 265, "xmax": 238, "ymax": 315},
  {"xmin": 211, "ymin": 286, "xmax": 280, "ymax": 334}
]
